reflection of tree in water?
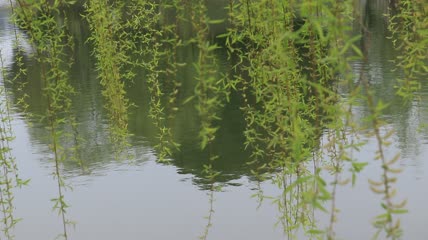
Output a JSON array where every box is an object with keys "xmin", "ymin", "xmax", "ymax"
[
  {"xmin": 2, "ymin": 1, "xmax": 328, "ymax": 190},
  {"xmin": 169, "ymin": 92, "xmax": 252, "ymax": 189},
  {"xmin": 125, "ymin": 39, "xmax": 254, "ymax": 188},
  {"xmin": 0, "ymin": 2, "xmax": 426, "ymax": 238},
  {"xmin": 3, "ymin": 7, "xmax": 143, "ymax": 174},
  {"xmin": 351, "ymin": 0, "xmax": 428, "ymax": 160},
  {"xmin": 0, "ymin": 1, "xmax": 425, "ymax": 240}
]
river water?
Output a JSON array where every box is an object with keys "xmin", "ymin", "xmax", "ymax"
[{"xmin": 0, "ymin": 1, "xmax": 427, "ymax": 239}]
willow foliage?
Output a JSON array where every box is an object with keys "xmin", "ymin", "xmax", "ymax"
[
  {"xmin": 2, "ymin": 0, "xmax": 426, "ymax": 239},
  {"xmin": 85, "ymin": 0, "xmax": 132, "ymax": 160},
  {"xmin": 389, "ymin": 0, "xmax": 428, "ymax": 99},
  {"xmin": 11, "ymin": 0, "xmax": 81, "ymax": 238}
]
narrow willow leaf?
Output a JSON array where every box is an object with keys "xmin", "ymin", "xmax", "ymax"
[
  {"xmin": 370, "ymin": 185, "xmax": 385, "ymax": 194},
  {"xmin": 368, "ymin": 179, "xmax": 384, "ymax": 187}
]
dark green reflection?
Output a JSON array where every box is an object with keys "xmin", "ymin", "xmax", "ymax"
[
  {"xmin": 4, "ymin": 5, "xmax": 255, "ymax": 188},
  {"xmin": 2, "ymin": 0, "xmax": 426, "ymax": 192}
]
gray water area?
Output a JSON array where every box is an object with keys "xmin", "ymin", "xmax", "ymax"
[{"xmin": 1, "ymin": 1, "xmax": 428, "ymax": 239}]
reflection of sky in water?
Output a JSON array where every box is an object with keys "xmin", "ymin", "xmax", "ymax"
[
  {"xmin": 0, "ymin": 0, "xmax": 9, "ymax": 8},
  {"xmin": 12, "ymin": 115, "xmax": 284, "ymax": 240},
  {"xmin": 0, "ymin": 4, "xmax": 32, "ymax": 82},
  {"xmin": 0, "ymin": 6, "xmax": 13, "ymax": 75},
  {"xmin": 1, "ymin": 1, "xmax": 428, "ymax": 240}
]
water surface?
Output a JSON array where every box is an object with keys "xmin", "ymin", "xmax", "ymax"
[{"xmin": 0, "ymin": 1, "xmax": 427, "ymax": 239}]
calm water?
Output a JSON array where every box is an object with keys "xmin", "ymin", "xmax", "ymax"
[{"xmin": 1, "ymin": 1, "xmax": 428, "ymax": 239}]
